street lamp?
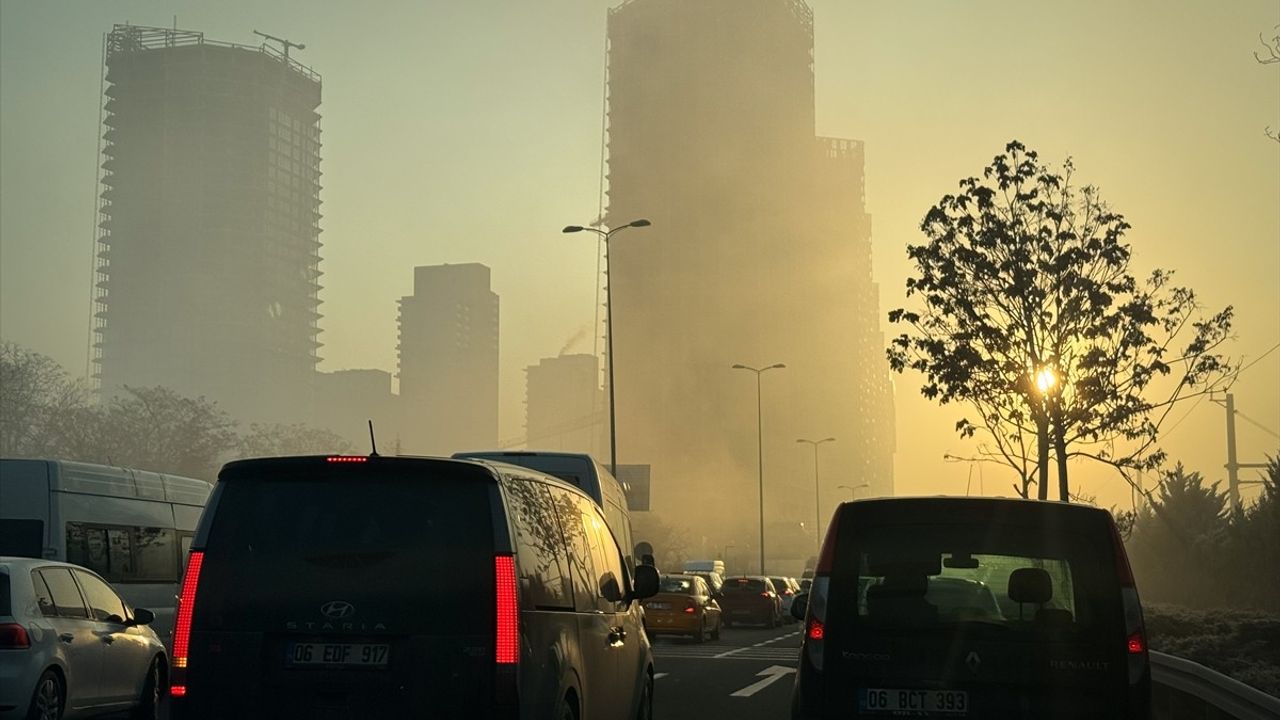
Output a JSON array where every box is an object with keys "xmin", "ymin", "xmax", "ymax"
[
  {"xmin": 732, "ymin": 362, "xmax": 786, "ymax": 574},
  {"xmin": 563, "ymin": 218, "xmax": 651, "ymax": 475},
  {"xmin": 837, "ymin": 482, "xmax": 870, "ymax": 500},
  {"xmin": 796, "ymin": 437, "xmax": 835, "ymax": 548}
]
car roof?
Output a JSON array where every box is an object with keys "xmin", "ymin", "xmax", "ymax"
[
  {"xmin": 0, "ymin": 556, "xmax": 96, "ymax": 573},
  {"xmin": 836, "ymin": 496, "xmax": 1113, "ymax": 525}
]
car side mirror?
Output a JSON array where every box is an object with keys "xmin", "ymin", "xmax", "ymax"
[
  {"xmin": 632, "ymin": 564, "xmax": 660, "ymax": 601},
  {"xmin": 790, "ymin": 593, "xmax": 809, "ymax": 621},
  {"xmin": 129, "ymin": 608, "xmax": 155, "ymax": 626}
]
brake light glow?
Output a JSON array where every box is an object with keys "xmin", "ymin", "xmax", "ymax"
[
  {"xmin": 684, "ymin": 607, "xmax": 696, "ymax": 614},
  {"xmin": 169, "ymin": 550, "xmax": 204, "ymax": 698},
  {"xmin": 326, "ymin": 456, "xmax": 368, "ymax": 463},
  {"xmin": 1127, "ymin": 631, "xmax": 1145, "ymax": 654},
  {"xmin": 807, "ymin": 618, "xmax": 825, "ymax": 641},
  {"xmin": 495, "ymin": 554, "xmax": 518, "ymax": 665},
  {"xmin": 0, "ymin": 623, "xmax": 31, "ymax": 648}
]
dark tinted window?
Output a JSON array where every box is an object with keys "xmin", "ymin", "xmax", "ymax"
[
  {"xmin": 30, "ymin": 571, "xmax": 55, "ymax": 617},
  {"xmin": 769, "ymin": 577, "xmax": 791, "ymax": 592},
  {"xmin": 66, "ymin": 523, "xmax": 176, "ymax": 583},
  {"xmin": 73, "ymin": 570, "xmax": 128, "ymax": 623},
  {"xmin": 834, "ymin": 520, "xmax": 1119, "ymax": 632},
  {"xmin": 660, "ymin": 576, "xmax": 696, "ymax": 593},
  {"xmin": 547, "ymin": 486, "xmax": 598, "ymax": 613},
  {"xmin": 0, "ymin": 569, "xmax": 9, "ymax": 615},
  {"xmin": 0, "ymin": 519, "xmax": 44, "ymax": 558},
  {"xmin": 38, "ymin": 568, "xmax": 89, "ymax": 619},
  {"xmin": 463, "ymin": 454, "xmax": 593, "ymax": 492},
  {"xmin": 200, "ymin": 470, "xmax": 494, "ymax": 632},
  {"xmin": 506, "ymin": 478, "xmax": 573, "ymax": 610},
  {"xmin": 723, "ymin": 578, "xmax": 767, "ymax": 593},
  {"xmin": 133, "ymin": 528, "xmax": 176, "ymax": 580}
]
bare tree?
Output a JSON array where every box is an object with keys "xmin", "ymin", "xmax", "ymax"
[{"xmin": 1257, "ymin": 25, "xmax": 1280, "ymax": 142}]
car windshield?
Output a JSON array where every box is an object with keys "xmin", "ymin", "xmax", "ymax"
[
  {"xmin": 837, "ymin": 521, "xmax": 1120, "ymax": 632},
  {"xmin": 660, "ymin": 576, "xmax": 696, "ymax": 593}
]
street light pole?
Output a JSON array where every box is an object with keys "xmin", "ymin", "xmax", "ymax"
[
  {"xmin": 837, "ymin": 482, "xmax": 869, "ymax": 500},
  {"xmin": 797, "ymin": 437, "xmax": 835, "ymax": 548},
  {"xmin": 563, "ymin": 219, "xmax": 651, "ymax": 476},
  {"xmin": 732, "ymin": 362, "xmax": 786, "ymax": 575}
]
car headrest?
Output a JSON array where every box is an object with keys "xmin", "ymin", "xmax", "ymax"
[{"xmin": 1007, "ymin": 568, "xmax": 1053, "ymax": 604}]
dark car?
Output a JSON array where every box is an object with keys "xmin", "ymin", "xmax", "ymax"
[
  {"xmin": 790, "ymin": 497, "xmax": 1151, "ymax": 719},
  {"xmin": 167, "ymin": 455, "xmax": 659, "ymax": 720},
  {"xmin": 718, "ymin": 576, "xmax": 782, "ymax": 628}
]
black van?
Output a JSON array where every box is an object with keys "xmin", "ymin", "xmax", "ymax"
[
  {"xmin": 789, "ymin": 497, "xmax": 1150, "ymax": 719},
  {"xmin": 167, "ymin": 455, "xmax": 659, "ymax": 720}
]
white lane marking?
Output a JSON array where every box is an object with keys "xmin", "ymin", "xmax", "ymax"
[
  {"xmin": 729, "ymin": 665, "xmax": 797, "ymax": 697},
  {"xmin": 653, "ymin": 673, "xmax": 669, "ymax": 680}
]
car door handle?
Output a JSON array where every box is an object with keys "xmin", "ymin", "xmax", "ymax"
[
  {"xmin": 608, "ymin": 626, "xmax": 627, "ymax": 646},
  {"xmin": 59, "ymin": 633, "xmax": 74, "ymax": 644}
]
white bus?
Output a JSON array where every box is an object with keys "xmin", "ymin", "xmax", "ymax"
[{"xmin": 0, "ymin": 458, "xmax": 213, "ymax": 646}]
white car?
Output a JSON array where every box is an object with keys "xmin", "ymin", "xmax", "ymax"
[{"xmin": 0, "ymin": 557, "xmax": 167, "ymax": 719}]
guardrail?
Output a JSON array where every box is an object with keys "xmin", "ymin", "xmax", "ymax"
[{"xmin": 1150, "ymin": 651, "xmax": 1280, "ymax": 720}]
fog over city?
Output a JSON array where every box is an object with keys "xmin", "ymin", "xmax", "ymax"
[{"xmin": 2, "ymin": 0, "xmax": 1277, "ymax": 570}]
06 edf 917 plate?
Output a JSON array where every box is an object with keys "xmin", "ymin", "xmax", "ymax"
[{"xmin": 287, "ymin": 642, "xmax": 389, "ymax": 668}]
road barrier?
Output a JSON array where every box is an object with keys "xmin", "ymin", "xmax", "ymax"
[{"xmin": 1150, "ymin": 651, "xmax": 1280, "ymax": 720}]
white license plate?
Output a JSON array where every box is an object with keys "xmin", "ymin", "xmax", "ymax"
[
  {"xmin": 647, "ymin": 602, "xmax": 671, "ymax": 609},
  {"xmin": 287, "ymin": 642, "xmax": 389, "ymax": 667},
  {"xmin": 860, "ymin": 688, "xmax": 968, "ymax": 715}
]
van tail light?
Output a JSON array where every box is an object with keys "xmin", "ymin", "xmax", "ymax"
[
  {"xmin": 170, "ymin": 550, "xmax": 205, "ymax": 697},
  {"xmin": 807, "ymin": 618, "xmax": 825, "ymax": 641},
  {"xmin": 0, "ymin": 623, "xmax": 31, "ymax": 648},
  {"xmin": 1110, "ymin": 518, "xmax": 1149, "ymax": 685},
  {"xmin": 495, "ymin": 554, "xmax": 519, "ymax": 665}
]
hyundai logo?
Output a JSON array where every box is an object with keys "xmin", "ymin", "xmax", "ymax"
[{"xmin": 320, "ymin": 601, "xmax": 356, "ymax": 619}]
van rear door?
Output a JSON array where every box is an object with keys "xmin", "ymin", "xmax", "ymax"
[
  {"xmin": 184, "ymin": 459, "xmax": 500, "ymax": 719},
  {"xmin": 826, "ymin": 501, "xmax": 1129, "ymax": 719}
]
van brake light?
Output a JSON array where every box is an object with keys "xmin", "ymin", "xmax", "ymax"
[
  {"xmin": 326, "ymin": 456, "xmax": 368, "ymax": 463},
  {"xmin": 1127, "ymin": 632, "xmax": 1145, "ymax": 654},
  {"xmin": 170, "ymin": 550, "xmax": 205, "ymax": 697},
  {"xmin": 495, "ymin": 554, "xmax": 518, "ymax": 665}
]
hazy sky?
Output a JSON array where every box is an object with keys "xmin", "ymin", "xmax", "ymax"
[{"xmin": 2, "ymin": 0, "xmax": 1277, "ymax": 510}]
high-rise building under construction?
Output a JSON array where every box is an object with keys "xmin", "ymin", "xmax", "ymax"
[
  {"xmin": 93, "ymin": 24, "xmax": 322, "ymax": 422},
  {"xmin": 603, "ymin": 0, "xmax": 894, "ymax": 548}
]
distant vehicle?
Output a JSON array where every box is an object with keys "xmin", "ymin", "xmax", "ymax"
[
  {"xmin": 685, "ymin": 570, "xmax": 724, "ymax": 597},
  {"xmin": 790, "ymin": 497, "xmax": 1151, "ymax": 719},
  {"xmin": 1, "ymin": 556, "xmax": 167, "ymax": 720},
  {"xmin": 718, "ymin": 576, "xmax": 783, "ymax": 628},
  {"xmin": 682, "ymin": 559, "xmax": 726, "ymax": 576},
  {"xmin": 167, "ymin": 454, "xmax": 659, "ymax": 719},
  {"xmin": 643, "ymin": 574, "xmax": 722, "ymax": 643},
  {"xmin": 0, "ymin": 459, "xmax": 213, "ymax": 647},
  {"xmin": 769, "ymin": 576, "xmax": 800, "ymax": 621},
  {"xmin": 453, "ymin": 450, "xmax": 637, "ymax": 570}
]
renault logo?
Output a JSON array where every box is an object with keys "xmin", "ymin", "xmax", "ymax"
[{"xmin": 320, "ymin": 601, "xmax": 355, "ymax": 619}]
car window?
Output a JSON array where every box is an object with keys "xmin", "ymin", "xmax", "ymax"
[
  {"xmin": 576, "ymin": 495, "xmax": 627, "ymax": 611},
  {"xmin": 505, "ymin": 478, "xmax": 574, "ymax": 611},
  {"xmin": 0, "ymin": 519, "xmax": 44, "ymax": 558},
  {"xmin": 73, "ymin": 570, "xmax": 128, "ymax": 623},
  {"xmin": 0, "ymin": 569, "xmax": 9, "ymax": 615},
  {"xmin": 548, "ymin": 486, "xmax": 599, "ymax": 614},
  {"xmin": 37, "ymin": 567, "xmax": 89, "ymax": 619},
  {"xmin": 723, "ymin": 578, "xmax": 766, "ymax": 593},
  {"xmin": 660, "ymin": 576, "xmax": 695, "ymax": 593},
  {"xmin": 29, "ymin": 570, "xmax": 56, "ymax": 617}
]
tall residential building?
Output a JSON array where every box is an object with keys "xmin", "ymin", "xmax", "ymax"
[
  {"xmin": 603, "ymin": 0, "xmax": 895, "ymax": 540},
  {"xmin": 525, "ymin": 353, "xmax": 606, "ymax": 454},
  {"xmin": 397, "ymin": 264, "xmax": 499, "ymax": 455},
  {"xmin": 93, "ymin": 24, "xmax": 323, "ymax": 422}
]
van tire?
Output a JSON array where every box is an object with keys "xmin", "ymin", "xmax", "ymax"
[
  {"xmin": 27, "ymin": 669, "xmax": 63, "ymax": 720},
  {"xmin": 634, "ymin": 674, "xmax": 653, "ymax": 720},
  {"xmin": 556, "ymin": 692, "xmax": 578, "ymax": 720}
]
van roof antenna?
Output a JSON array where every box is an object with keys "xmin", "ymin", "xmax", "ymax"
[{"xmin": 367, "ymin": 420, "xmax": 380, "ymax": 457}]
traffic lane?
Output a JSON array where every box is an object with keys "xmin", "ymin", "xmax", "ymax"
[{"xmin": 651, "ymin": 624, "xmax": 801, "ymax": 720}]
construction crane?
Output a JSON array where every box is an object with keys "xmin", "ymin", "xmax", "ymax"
[{"xmin": 252, "ymin": 29, "xmax": 305, "ymax": 61}]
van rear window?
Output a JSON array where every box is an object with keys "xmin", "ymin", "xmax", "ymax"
[
  {"xmin": 723, "ymin": 578, "xmax": 767, "ymax": 593},
  {"xmin": 199, "ymin": 472, "xmax": 494, "ymax": 632},
  {"xmin": 834, "ymin": 522, "xmax": 1120, "ymax": 633}
]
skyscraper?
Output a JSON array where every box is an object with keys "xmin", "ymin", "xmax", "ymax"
[
  {"xmin": 397, "ymin": 263, "xmax": 499, "ymax": 455},
  {"xmin": 525, "ymin": 353, "xmax": 606, "ymax": 454},
  {"xmin": 603, "ymin": 0, "xmax": 895, "ymax": 536},
  {"xmin": 93, "ymin": 24, "xmax": 323, "ymax": 422}
]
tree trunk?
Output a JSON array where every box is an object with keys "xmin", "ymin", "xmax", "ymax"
[
  {"xmin": 1054, "ymin": 426, "xmax": 1069, "ymax": 501},
  {"xmin": 1036, "ymin": 415, "xmax": 1050, "ymax": 500}
]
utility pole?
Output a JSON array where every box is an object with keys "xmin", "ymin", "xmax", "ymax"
[{"xmin": 1213, "ymin": 393, "xmax": 1270, "ymax": 516}]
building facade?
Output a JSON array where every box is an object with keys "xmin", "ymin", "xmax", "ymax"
[
  {"xmin": 93, "ymin": 24, "xmax": 323, "ymax": 423},
  {"xmin": 397, "ymin": 263, "xmax": 499, "ymax": 455},
  {"xmin": 525, "ymin": 353, "xmax": 606, "ymax": 454},
  {"xmin": 603, "ymin": 0, "xmax": 895, "ymax": 561}
]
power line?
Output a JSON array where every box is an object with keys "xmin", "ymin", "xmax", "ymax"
[
  {"xmin": 1238, "ymin": 341, "xmax": 1280, "ymax": 376},
  {"xmin": 1234, "ymin": 409, "xmax": 1280, "ymax": 440}
]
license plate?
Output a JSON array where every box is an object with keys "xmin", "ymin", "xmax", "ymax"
[
  {"xmin": 647, "ymin": 602, "xmax": 671, "ymax": 610},
  {"xmin": 287, "ymin": 642, "xmax": 389, "ymax": 667},
  {"xmin": 860, "ymin": 688, "xmax": 968, "ymax": 716}
]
